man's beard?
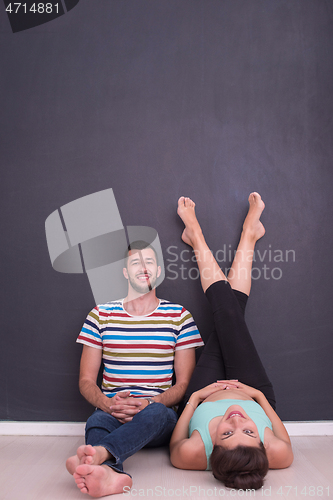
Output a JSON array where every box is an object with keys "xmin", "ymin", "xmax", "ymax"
[{"xmin": 127, "ymin": 272, "xmax": 158, "ymax": 295}]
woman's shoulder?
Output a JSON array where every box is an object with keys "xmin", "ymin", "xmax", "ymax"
[
  {"xmin": 171, "ymin": 431, "xmax": 207, "ymax": 470},
  {"xmin": 264, "ymin": 429, "xmax": 294, "ymax": 469}
]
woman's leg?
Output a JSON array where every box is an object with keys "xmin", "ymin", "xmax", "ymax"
[
  {"xmin": 177, "ymin": 193, "xmax": 265, "ymax": 294},
  {"xmin": 227, "ymin": 192, "xmax": 265, "ymax": 295},
  {"xmin": 177, "ymin": 197, "xmax": 227, "ymax": 293},
  {"xmin": 177, "ymin": 194, "xmax": 276, "ymax": 409}
]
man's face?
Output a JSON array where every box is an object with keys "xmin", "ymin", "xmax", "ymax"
[{"xmin": 123, "ymin": 248, "xmax": 161, "ymax": 295}]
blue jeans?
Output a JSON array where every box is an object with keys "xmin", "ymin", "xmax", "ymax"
[{"xmin": 85, "ymin": 403, "xmax": 178, "ymax": 477}]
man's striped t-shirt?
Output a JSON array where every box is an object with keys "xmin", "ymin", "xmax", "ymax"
[{"xmin": 77, "ymin": 299, "xmax": 204, "ymax": 398}]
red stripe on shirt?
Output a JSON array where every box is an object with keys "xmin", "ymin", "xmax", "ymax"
[
  {"xmin": 103, "ymin": 375, "xmax": 171, "ymax": 384},
  {"xmin": 99, "ymin": 311, "xmax": 184, "ymax": 319},
  {"xmin": 103, "ymin": 343, "xmax": 174, "ymax": 350},
  {"xmin": 176, "ymin": 338, "xmax": 203, "ymax": 347},
  {"xmin": 77, "ymin": 335, "xmax": 102, "ymax": 347}
]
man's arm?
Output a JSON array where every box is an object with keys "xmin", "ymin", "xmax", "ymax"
[
  {"xmin": 153, "ymin": 347, "xmax": 196, "ymax": 406},
  {"xmin": 79, "ymin": 345, "xmax": 141, "ymax": 417},
  {"xmin": 78, "ymin": 344, "xmax": 115, "ymax": 414},
  {"xmin": 110, "ymin": 347, "xmax": 196, "ymax": 419}
]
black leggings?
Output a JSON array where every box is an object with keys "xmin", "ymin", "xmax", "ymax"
[{"xmin": 180, "ymin": 280, "xmax": 276, "ymax": 413}]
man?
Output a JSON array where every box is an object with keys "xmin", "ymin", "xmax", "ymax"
[{"xmin": 66, "ymin": 240, "xmax": 203, "ymax": 497}]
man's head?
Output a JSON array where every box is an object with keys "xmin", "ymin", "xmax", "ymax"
[{"xmin": 123, "ymin": 241, "xmax": 161, "ymax": 295}]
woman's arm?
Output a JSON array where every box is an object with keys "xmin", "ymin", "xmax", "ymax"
[
  {"xmin": 170, "ymin": 393, "xmax": 198, "ymax": 452},
  {"xmin": 170, "ymin": 392, "xmax": 208, "ymax": 469},
  {"xmin": 254, "ymin": 391, "xmax": 291, "ymax": 445},
  {"xmin": 255, "ymin": 391, "xmax": 293, "ymax": 469},
  {"xmin": 170, "ymin": 382, "xmax": 227, "ymax": 469}
]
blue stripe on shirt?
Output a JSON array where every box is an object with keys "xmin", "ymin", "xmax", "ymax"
[
  {"xmin": 104, "ymin": 366, "xmax": 173, "ymax": 375},
  {"xmin": 81, "ymin": 326, "xmax": 100, "ymax": 339},
  {"xmin": 101, "ymin": 334, "xmax": 176, "ymax": 342}
]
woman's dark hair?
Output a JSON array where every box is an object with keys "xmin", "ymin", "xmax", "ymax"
[{"xmin": 210, "ymin": 443, "xmax": 269, "ymax": 490}]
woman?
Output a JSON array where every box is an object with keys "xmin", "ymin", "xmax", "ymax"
[{"xmin": 170, "ymin": 193, "xmax": 293, "ymax": 490}]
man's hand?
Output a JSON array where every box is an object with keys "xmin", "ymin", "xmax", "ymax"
[{"xmin": 109, "ymin": 392, "xmax": 148, "ymax": 423}]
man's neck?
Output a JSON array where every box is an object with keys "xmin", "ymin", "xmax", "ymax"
[{"xmin": 123, "ymin": 290, "xmax": 159, "ymax": 316}]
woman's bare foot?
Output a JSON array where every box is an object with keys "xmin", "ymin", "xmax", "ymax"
[
  {"xmin": 73, "ymin": 463, "xmax": 132, "ymax": 497},
  {"xmin": 66, "ymin": 445, "xmax": 109, "ymax": 475},
  {"xmin": 242, "ymin": 192, "xmax": 265, "ymax": 242},
  {"xmin": 177, "ymin": 197, "xmax": 203, "ymax": 248}
]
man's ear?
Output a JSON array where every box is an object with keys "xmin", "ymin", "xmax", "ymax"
[
  {"xmin": 123, "ymin": 267, "xmax": 129, "ymax": 280},
  {"xmin": 157, "ymin": 266, "xmax": 161, "ymax": 278}
]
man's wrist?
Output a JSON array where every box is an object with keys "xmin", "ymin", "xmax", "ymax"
[
  {"xmin": 144, "ymin": 397, "xmax": 156, "ymax": 405},
  {"xmin": 151, "ymin": 394, "xmax": 163, "ymax": 403},
  {"xmin": 98, "ymin": 394, "xmax": 113, "ymax": 412}
]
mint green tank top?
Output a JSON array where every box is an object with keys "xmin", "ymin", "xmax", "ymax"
[{"xmin": 189, "ymin": 399, "xmax": 273, "ymax": 470}]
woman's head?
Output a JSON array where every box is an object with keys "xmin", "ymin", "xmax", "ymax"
[
  {"xmin": 210, "ymin": 443, "xmax": 269, "ymax": 490},
  {"xmin": 214, "ymin": 405, "xmax": 262, "ymax": 449}
]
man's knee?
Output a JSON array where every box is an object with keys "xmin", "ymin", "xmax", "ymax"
[
  {"xmin": 85, "ymin": 409, "xmax": 118, "ymax": 432},
  {"xmin": 141, "ymin": 404, "xmax": 178, "ymax": 447},
  {"xmin": 141, "ymin": 403, "xmax": 177, "ymax": 426}
]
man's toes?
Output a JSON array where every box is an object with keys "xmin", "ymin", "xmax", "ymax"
[
  {"xmin": 76, "ymin": 444, "xmax": 86, "ymax": 457},
  {"xmin": 77, "ymin": 484, "xmax": 88, "ymax": 493},
  {"xmin": 76, "ymin": 464, "xmax": 93, "ymax": 475}
]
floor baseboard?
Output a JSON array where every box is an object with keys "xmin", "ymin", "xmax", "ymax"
[{"xmin": 1, "ymin": 421, "xmax": 333, "ymax": 436}]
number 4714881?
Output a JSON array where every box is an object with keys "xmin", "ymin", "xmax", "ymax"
[
  {"xmin": 276, "ymin": 486, "xmax": 329, "ymax": 496},
  {"xmin": 6, "ymin": 3, "xmax": 59, "ymax": 14}
]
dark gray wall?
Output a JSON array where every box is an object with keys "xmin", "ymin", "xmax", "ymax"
[{"xmin": 1, "ymin": 0, "xmax": 332, "ymax": 422}]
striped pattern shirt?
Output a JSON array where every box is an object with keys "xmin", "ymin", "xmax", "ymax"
[{"xmin": 77, "ymin": 299, "xmax": 203, "ymax": 398}]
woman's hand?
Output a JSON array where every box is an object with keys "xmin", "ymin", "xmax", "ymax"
[
  {"xmin": 191, "ymin": 382, "xmax": 228, "ymax": 404},
  {"xmin": 216, "ymin": 380, "xmax": 262, "ymax": 400}
]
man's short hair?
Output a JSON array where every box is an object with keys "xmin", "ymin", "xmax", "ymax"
[{"xmin": 124, "ymin": 240, "xmax": 158, "ymax": 266}]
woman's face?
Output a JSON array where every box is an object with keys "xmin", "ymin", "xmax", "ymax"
[{"xmin": 214, "ymin": 405, "xmax": 261, "ymax": 449}]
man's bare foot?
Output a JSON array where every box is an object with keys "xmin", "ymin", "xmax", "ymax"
[
  {"xmin": 66, "ymin": 445, "xmax": 97, "ymax": 474},
  {"xmin": 177, "ymin": 197, "xmax": 202, "ymax": 248},
  {"xmin": 66, "ymin": 445, "xmax": 110, "ymax": 475},
  {"xmin": 73, "ymin": 464, "xmax": 132, "ymax": 498},
  {"xmin": 242, "ymin": 192, "xmax": 265, "ymax": 242}
]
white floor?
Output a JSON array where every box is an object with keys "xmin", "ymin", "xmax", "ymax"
[{"xmin": 0, "ymin": 435, "xmax": 332, "ymax": 500}]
